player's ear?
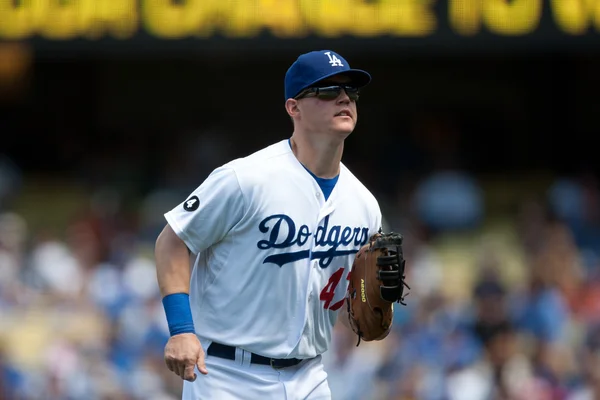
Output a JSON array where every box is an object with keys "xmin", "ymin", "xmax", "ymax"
[{"xmin": 285, "ymin": 98, "xmax": 300, "ymax": 118}]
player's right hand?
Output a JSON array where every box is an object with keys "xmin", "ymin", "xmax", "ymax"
[{"xmin": 164, "ymin": 333, "xmax": 208, "ymax": 381}]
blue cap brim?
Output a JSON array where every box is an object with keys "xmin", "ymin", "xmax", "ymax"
[{"xmin": 296, "ymin": 69, "xmax": 371, "ymax": 97}]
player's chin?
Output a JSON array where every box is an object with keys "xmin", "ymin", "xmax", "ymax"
[{"xmin": 332, "ymin": 119, "xmax": 356, "ymax": 135}]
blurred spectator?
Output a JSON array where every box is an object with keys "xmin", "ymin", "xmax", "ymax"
[
  {"xmin": 513, "ymin": 267, "xmax": 569, "ymax": 345},
  {"xmin": 446, "ymin": 321, "xmax": 542, "ymax": 400},
  {"xmin": 322, "ymin": 324, "xmax": 387, "ymax": 400},
  {"xmin": 401, "ymin": 222, "xmax": 444, "ymax": 302},
  {"xmin": 573, "ymin": 256, "xmax": 600, "ymax": 323},
  {"xmin": 516, "ymin": 199, "xmax": 549, "ymax": 258},
  {"xmin": 471, "ymin": 275, "xmax": 509, "ymax": 348},
  {"xmin": 569, "ymin": 325, "xmax": 600, "ymax": 399},
  {"xmin": 549, "ymin": 173, "xmax": 600, "ymax": 251},
  {"xmin": 549, "ymin": 177, "xmax": 588, "ymax": 227},
  {"xmin": 30, "ymin": 236, "xmax": 85, "ymax": 299},
  {"xmin": 412, "ymin": 170, "xmax": 484, "ymax": 233},
  {"xmin": 0, "ymin": 155, "xmax": 22, "ymax": 211},
  {"xmin": 0, "ymin": 212, "xmax": 27, "ymax": 304}
]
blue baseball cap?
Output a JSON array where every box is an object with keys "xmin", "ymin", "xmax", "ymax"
[{"xmin": 284, "ymin": 50, "xmax": 371, "ymax": 101}]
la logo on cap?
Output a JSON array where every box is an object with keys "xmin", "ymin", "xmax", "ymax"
[{"xmin": 324, "ymin": 52, "xmax": 344, "ymax": 67}]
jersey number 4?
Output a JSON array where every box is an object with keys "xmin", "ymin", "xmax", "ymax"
[{"xmin": 319, "ymin": 267, "xmax": 350, "ymax": 311}]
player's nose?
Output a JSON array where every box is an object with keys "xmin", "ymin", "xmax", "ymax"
[{"xmin": 336, "ymin": 90, "xmax": 351, "ymax": 104}]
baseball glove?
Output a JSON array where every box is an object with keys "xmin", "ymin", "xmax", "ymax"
[{"xmin": 345, "ymin": 231, "xmax": 409, "ymax": 345}]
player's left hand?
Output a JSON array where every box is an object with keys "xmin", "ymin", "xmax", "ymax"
[
  {"xmin": 164, "ymin": 333, "xmax": 208, "ymax": 381},
  {"xmin": 345, "ymin": 231, "xmax": 409, "ymax": 344}
]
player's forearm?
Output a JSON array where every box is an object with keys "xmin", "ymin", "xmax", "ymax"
[{"xmin": 155, "ymin": 224, "xmax": 192, "ymax": 297}]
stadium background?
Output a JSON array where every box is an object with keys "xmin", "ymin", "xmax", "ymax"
[{"xmin": 1, "ymin": 1, "xmax": 600, "ymax": 399}]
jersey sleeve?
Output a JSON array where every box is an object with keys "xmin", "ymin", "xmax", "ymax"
[
  {"xmin": 164, "ymin": 166, "xmax": 245, "ymax": 255},
  {"xmin": 373, "ymin": 202, "xmax": 383, "ymax": 236}
]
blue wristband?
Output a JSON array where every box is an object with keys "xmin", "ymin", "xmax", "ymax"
[{"xmin": 162, "ymin": 293, "xmax": 195, "ymax": 336}]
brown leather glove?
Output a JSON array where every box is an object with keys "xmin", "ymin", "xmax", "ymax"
[{"xmin": 345, "ymin": 231, "xmax": 409, "ymax": 345}]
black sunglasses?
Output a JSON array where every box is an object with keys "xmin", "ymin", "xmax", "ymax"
[{"xmin": 295, "ymin": 85, "xmax": 360, "ymax": 101}]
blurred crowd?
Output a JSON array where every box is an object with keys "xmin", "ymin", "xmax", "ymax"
[
  {"xmin": 0, "ymin": 148, "xmax": 599, "ymax": 400},
  {"xmin": 323, "ymin": 170, "xmax": 600, "ymax": 400},
  {"xmin": 0, "ymin": 155, "xmax": 182, "ymax": 400}
]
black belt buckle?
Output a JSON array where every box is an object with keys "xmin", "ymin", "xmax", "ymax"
[{"xmin": 270, "ymin": 358, "xmax": 285, "ymax": 370}]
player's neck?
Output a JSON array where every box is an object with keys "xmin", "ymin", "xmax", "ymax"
[{"xmin": 289, "ymin": 134, "xmax": 342, "ymax": 178}]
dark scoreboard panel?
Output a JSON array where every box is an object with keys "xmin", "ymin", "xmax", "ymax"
[{"xmin": 0, "ymin": 0, "xmax": 599, "ymax": 54}]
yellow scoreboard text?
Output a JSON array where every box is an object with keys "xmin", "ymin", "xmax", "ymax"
[{"xmin": 0, "ymin": 0, "xmax": 598, "ymax": 40}]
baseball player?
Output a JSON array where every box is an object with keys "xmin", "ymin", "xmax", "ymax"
[{"xmin": 155, "ymin": 50, "xmax": 402, "ymax": 399}]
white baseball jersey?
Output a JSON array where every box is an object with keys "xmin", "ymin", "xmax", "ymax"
[{"xmin": 165, "ymin": 139, "xmax": 382, "ymax": 360}]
